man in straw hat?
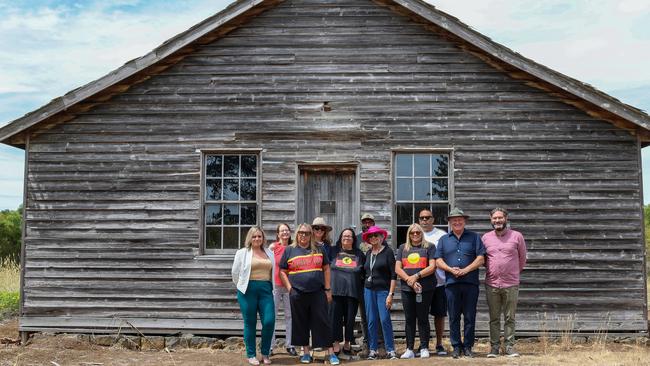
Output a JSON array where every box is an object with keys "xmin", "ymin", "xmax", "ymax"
[{"xmin": 434, "ymin": 208, "xmax": 485, "ymax": 359}]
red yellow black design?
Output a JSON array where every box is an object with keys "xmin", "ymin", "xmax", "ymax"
[
  {"xmin": 335, "ymin": 255, "xmax": 358, "ymax": 268},
  {"xmin": 287, "ymin": 253, "xmax": 324, "ymax": 274},
  {"xmin": 402, "ymin": 252, "xmax": 427, "ymax": 269}
]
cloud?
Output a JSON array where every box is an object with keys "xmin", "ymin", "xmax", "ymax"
[
  {"xmin": 0, "ymin": 0, "xmax": 232, "ymax": 125},
  {"xmin": 429, "ymin": 0, "xmax": 650, "ymax": 90},
  {"xmin": 0, "ymin": 145, "xmax": 24, "ymax": 210}
]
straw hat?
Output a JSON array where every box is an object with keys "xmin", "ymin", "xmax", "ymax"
[{"xmin": 311, "ymin": 217, "xmax": 333, "ymax": 232}]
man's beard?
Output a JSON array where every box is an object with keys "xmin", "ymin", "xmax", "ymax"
[{"xmin": 492, "ymin": 222, "xmax": 507, "ymax": 232}]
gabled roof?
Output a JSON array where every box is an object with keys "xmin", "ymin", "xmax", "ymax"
[{"xmin": 2, "ymin": 0, "xmax": 650, "ymax": 147}]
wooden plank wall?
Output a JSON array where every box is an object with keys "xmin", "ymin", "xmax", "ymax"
[{"xmin": 21, "ymin": 0, "xmax": 646, "ymax": 335}]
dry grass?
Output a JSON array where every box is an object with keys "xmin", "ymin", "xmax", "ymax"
[{"xmin": 0, "ymin": 263, "xmax": 20, "ymax": 293}]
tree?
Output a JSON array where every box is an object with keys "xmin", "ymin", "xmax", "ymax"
[{"xmin": 0, "ymin": 205, "xmax": 22, "ymax": 266}]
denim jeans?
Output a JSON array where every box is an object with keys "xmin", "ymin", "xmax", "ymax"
[
  {"xmin": 485, "ymin": 285, "xmax": 519, "ymax": 347},
  {"xmin": 363, "ymin": 288, "xmax": 395, "ymax": 352}
]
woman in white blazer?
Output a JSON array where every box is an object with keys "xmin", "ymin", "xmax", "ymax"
[{"xmin": 232, "ymin": 226, "xmax": 276, "ymax": 365}]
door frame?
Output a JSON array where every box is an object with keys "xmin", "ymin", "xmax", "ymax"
[{"xmin": 295, "ymin": 161, "xmax": 361, "ymax": 233}]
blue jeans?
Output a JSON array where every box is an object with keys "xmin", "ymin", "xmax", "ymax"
[
  {"xmin": 364, "ymin": 288, "xmax": 395, "ymax": 352},
  {"xmin": 445, "ymin": 283, "xmax": 479, "ymax": 350}
]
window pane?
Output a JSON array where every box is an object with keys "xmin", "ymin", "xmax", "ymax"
[
  {"xmin": 432, "ymin": 154, "xmax": 449, "ymax": 177},
  {"xmin": 396, "ymin": 178, "xmax": 412, "ymax": 201},
  {"xmin": 223, "ymin": 179, "xmax": 239, "ymax": 200},
  {"xmin": 431, "ymin": 178, "xmax": 449, "ymax": 200},
  {"xmin": 414, "ymin": 178, "xmax": 430, "ymax": 200},
  {"xmin": 224, "ymin": 156, "xmax": 239, "ymax": 177},
  {"xmin": 223, "ymin": 204, "xmax": 239, "ymax": 225},
  {"xmin": 240, "ymin": 227, "xmax": 252, "ymax": 245},
  {"xmin": 203, "ymin": 154, "xmax": 260, "ymax": 252},
  {"xmin": 205, "ymin": 204, "xmax": 222, "ymax": 225},
  {"xmin": 205, "ymin": 179, "xmax": 222, "ymax": 201},
  {"xmin": 206, "ymin": 155, "xmax": 223, "ymax": 177},
  {"xmin": 241, "ymin": 204, "xmax": 257, "ymax": 225},
  {"xmin": 396, "ymin": 226, "xmax": 409, "ymax": 247},
  {"xmin": 395, "ymin": 154, "xmax": 412, "ymax": 177},
  {"xmin": 241, "ymin": 155, "xmax": 257, "ymax": 177},
  {"xmin": 223, "ymin": 227, "xmax": 240, "ymax": 249},
  {"xmin": 396, "ymin": 203, "xmax": 413, "ymax": 225},
  {"xmin": 431, "ymin": 204, "xmax": 449, "ymax": 226},
  {"xmin": 414, "ymin": 154, "xmax": 429, "ymax": 177},
  {"xmin": 241, "ymin": 179, "xmax": 257, "ymax": 201},
  {"xmin": 206, "ymin": 227, "xmax": 221, "ymax": 249}
]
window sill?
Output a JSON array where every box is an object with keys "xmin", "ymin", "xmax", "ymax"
[{"xmin": 195, "ymin": 252, "xmax": 237, "ymax": 260}]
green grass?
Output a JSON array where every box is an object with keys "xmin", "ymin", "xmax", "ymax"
[
  {"xmin": 0, "ymin": 291, "xmax": 19, "ymax": 314},
  {"xmin": 0, "ymin": 264, "xmax": 20, "ymax": 318}
]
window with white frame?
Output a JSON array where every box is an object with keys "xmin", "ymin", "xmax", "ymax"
[
  {"xmin": 394, "ymin": 152, "xmax": 450, "ymax": 246},
  {"xmin": 203, "ymin": 153, "xmax": 259, "ymax": 252}
]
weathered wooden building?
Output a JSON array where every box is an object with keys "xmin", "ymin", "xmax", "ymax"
[{"xmin": 1, "ymin": 0, "xmax": 649, "ymax": 337}]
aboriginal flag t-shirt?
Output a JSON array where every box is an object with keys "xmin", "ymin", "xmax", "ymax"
[
  {"xmin": 396, "ymin": 243, "xmax": 436, "ymax": 292},
  {"xmin": 279, "ymin": 245, "xmax": 330, "ymax": 293},
  {"xmin": 331, "ymin": 249, "xmax": 365, "ymax": 298}
]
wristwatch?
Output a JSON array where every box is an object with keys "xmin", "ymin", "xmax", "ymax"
[
  {"xmin": 388, "ymin": 292, "xmax": 395, "ymax": 297},
  {"xmin": 324, "ymin": 288, "xmax": 331, "ymax": 291}
]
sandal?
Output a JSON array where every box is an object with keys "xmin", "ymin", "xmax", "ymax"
[
  {"xmin": 247, "ymin": 358, "xmax": 260, "ymax": 366},
  {"xmin": 262, "ymin": 356, "xmax": 272, "ymax": 365}
]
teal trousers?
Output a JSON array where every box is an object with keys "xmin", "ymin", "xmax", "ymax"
[{"xmin": 237, "ymin": 280, "xmax": 275, "ymax": 358}]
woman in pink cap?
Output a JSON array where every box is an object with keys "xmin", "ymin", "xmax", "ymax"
[{"xmin": 362, "ymin": 226, "xmax": 397, "ymax": 360}]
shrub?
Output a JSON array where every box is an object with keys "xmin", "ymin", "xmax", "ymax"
[{"xmin": 0, "ymin": 205, "xmax": 22, "ymax": 266}]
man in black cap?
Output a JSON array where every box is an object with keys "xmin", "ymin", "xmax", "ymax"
[{"xmin": 434, "ymin": 208, "xmax": 485, "ymax": 359}]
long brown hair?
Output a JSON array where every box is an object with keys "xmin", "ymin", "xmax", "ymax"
[{"xmin": 275, "ymin": 223, "xmax": 292, "ymax": 244}]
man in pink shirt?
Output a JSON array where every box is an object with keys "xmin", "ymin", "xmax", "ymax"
[{"xmin": 482, "ymin": 208, "xmax": 527, "ymax": 358}]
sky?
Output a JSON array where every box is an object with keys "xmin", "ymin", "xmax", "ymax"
[{"xmin": 0, "ymin": 0, "xmax": 649, "ymax": 210}]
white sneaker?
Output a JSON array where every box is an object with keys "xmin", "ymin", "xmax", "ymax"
[
  {"xmin": 400, "ymin": 349, "xmax": 415, "ymax": 359},
  {"xmin": 420, "ymin": 349, "xmax": 430, "ymax": 358}
]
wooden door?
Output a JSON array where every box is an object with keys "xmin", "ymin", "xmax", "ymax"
[{"xmin": 298, "ymin": 166, "xmax": 358, "ymax": 238}]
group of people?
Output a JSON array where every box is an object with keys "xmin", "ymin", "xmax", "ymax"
[{"xmin": 231, "ymin": 207, "xmax": 527, "ymax": 365}]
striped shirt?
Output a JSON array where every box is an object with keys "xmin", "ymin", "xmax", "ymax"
[{"xmin": 279, "ymin": 245, "xmax": 330, "ymax": 293}]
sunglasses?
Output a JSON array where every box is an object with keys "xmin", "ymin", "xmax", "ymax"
[
  {"xmin": 367, "ymin": 233, "xmax": 382, "ymax": 238},
  {"xmin": 312, "ymin": 226, "xmax": 325, "ymax": 231},
  {"xmin": 410, "ymin": 231, "xmax": 422, "ymax": 235},
  {"xmin": 418, "ymin": 216, "xmax": 433, "ymax": 221},
  {"xmin": 297, "ymin": 231, "xmax": 311, "ymax": 236}
]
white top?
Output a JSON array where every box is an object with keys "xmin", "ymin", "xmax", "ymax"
[
  {"xmin": 424, "ymin": 227, "xmax": 447, "ymax": 287},
  {"xmin": 231, "ymin": 246, "xmax": 276, "ymax": 294}
]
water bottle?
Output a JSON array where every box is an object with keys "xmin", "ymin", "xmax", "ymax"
[{"xmin": 415, "ymin": 285, "xmax": 422, "ymax": 303}]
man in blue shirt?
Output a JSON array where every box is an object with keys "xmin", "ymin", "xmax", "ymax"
[{"xmin": 434, "ymin": 208, "xmax": 485, "ymax": 359}]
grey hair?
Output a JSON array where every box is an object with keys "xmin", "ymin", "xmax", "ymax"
[{"xmin": 490, "ymin": 207, "xmax": 509, "ymax": 217}]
